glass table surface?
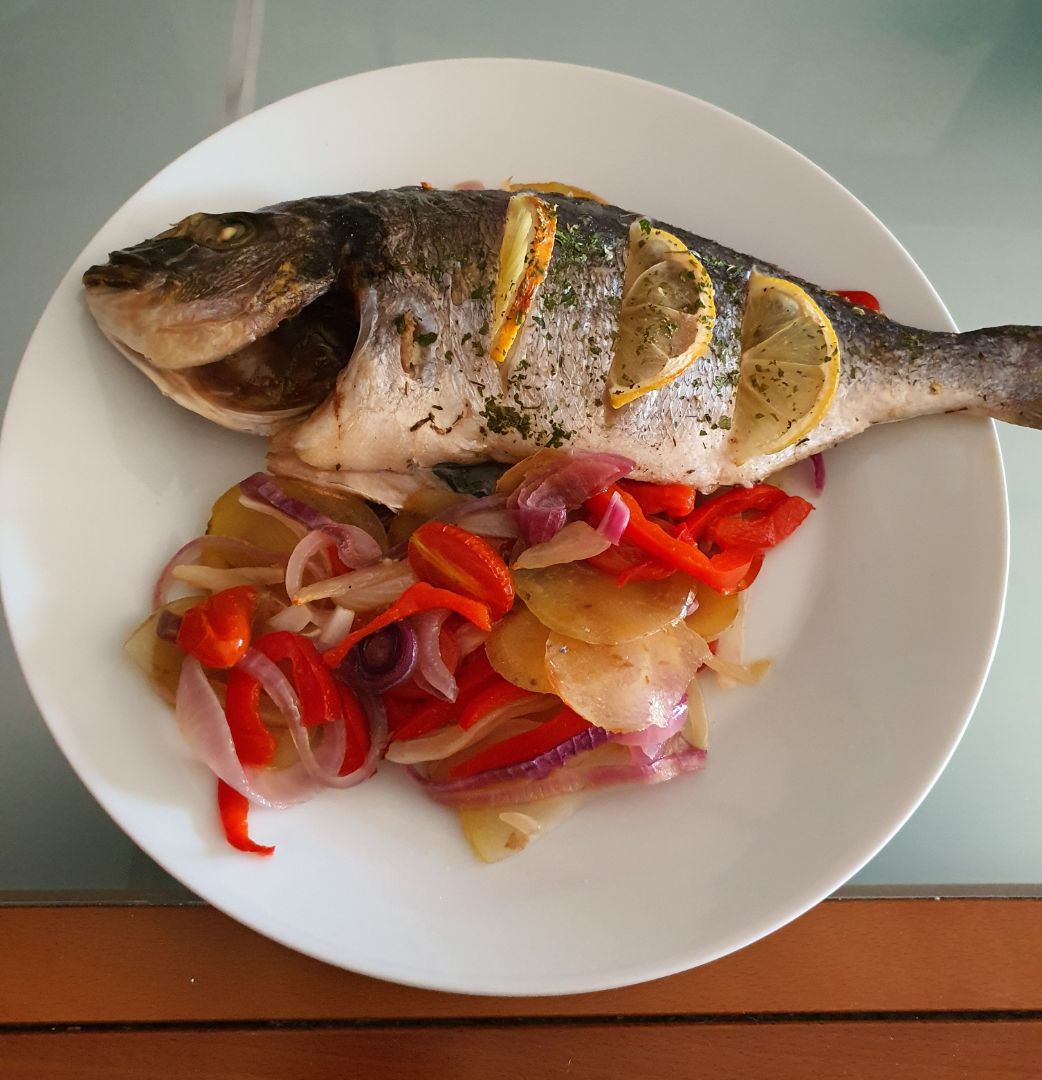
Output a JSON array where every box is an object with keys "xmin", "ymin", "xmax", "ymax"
[{"xmin": 1, "ymin": 0, "xmax": 1040, "ymax": 900}]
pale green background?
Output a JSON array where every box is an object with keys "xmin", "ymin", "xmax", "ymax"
[{"xmin": 1, "ymin": 0, "xmax": 1040, "ymax": 895}]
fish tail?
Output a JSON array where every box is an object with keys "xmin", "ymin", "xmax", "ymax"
[{"xmin": 957, "ymin": 325, "xmax": 1042, "ymax": 429}]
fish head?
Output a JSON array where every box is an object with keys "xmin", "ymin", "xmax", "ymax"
[{"xmin": 82, "ymin": 207, "xmax": 339, "ymax": 371}]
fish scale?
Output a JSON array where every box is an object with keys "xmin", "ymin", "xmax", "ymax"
[{"xmin": 82, "ymin": 187, "xmax": 1042, "ymax": 506}]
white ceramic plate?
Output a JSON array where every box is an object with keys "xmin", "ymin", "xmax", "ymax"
[{"xmin": 0, "ymin": 60, "xmax": 1006, "ymax": 995}]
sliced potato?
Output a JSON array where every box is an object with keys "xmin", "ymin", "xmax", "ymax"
[
  {"xmin": 277, "ymin": 478, "xmax": 389, "ymax": 551},
  {"xmin": 686, "ymin": 582, "xmax": 741, "ymax": 642},
  {"xmin": 485, "ymin": 604, "xmax": 554, "ymax": 693},
  {"xmin": 207, "ymin": 483, "xmax": 299, "ymax": 558},
  {"xmin": 545, "ymin": 622, "xmax": 709, "ymax": 732},
  {"xmin": 513, "ymin": 561, "xmax": 694, "ymax": 645},
  {"xmin": 207, "ymin": 477, "xmax": 388, "ymax": 557},
  {"xmin": 124, "ymin": 596, "xmax": 204, "ymax": 705},
  {"xmin": 460, "ymin": 796, "xmax": 580, "ymax": 863}
]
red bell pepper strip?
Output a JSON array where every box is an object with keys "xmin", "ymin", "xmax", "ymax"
[
  {"xmin": 835, "ymin": 289, "xmax": 881, "ymax": 312},
  {"xmin": 390, "ymin": 647, "xmax": 501, "ymax": 741},
  {"xmin": 458, "ymin": 676, "xmax": 543, "ymax": 731},
  {"xmin": 323, "ymin": 582, "xmax": 492, "ymax": 669},
  {"xmin": 217, "ymin": 780, "xmax": 274, "ymax": 856},
  {"xmin": 617, "ymin": 479, "xmax": 696, "ymax": 519},
  {"xmin": 176, "ymin": 585, "xmax": 257, "ymax": 669},
  {"xmin": 450, "ymin": 707, "xmax": 592, "ymax": 779},
  {"xmin": 224, "ymin": 668, "xmax": 276, "ymax": 767},
  {"xmin": 408, "ymin": 521, "xmax": 515, "ymax": 618},
  {"xmin": 683, "ymin": 485, "xmax": 788, "ymax": 544},
  {"xmin": 254, "ymin": 631, "xmax": 341, "ymax": 727},
  {"xmin": 709, "ymin": 496, "xmax": 813, "ymax": 552},
  {"xmin": 586, "ymin": 487, "xmax": 754, "ymax": 594},
  {"xmin": 335, "ymin": 682, "xmax": 371, "ymax": 775},
  {"xmin": 391, "ymin": 698, "xmax": 457, "ymax": 742}
]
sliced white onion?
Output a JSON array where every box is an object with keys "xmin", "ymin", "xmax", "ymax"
[
  {"xmin": 238, "ymin": 493, "xmax": 309, "ymax": 538},
  {"xmin": 702, "ymin": 652, "xmax": 771, "ymax": 686},
  {"xmin": 313, "ymin": 605, "xmax": 356, "ymax": 653},
  {"xmin": 153, "ymin": 535, "xmax": 286, "ymax": 609},
  {"xmin": 458, "ymin": 509, "xmax": 520, "ymax": 538},
  {"xmin": 266, "ymin": 604, "xmax": 314, "ymax": 634},
  {"xmin": 170, "ymin": 565, "xmax": 286, "ymax": 591},
  {"xmin": 294, "ymin": 558, "xmax": 416, "ymax": 608},
  {"xmin": 684, "ymin": 675, "xmax": 709, "ymax": 751},
  {"xmin": 511, "ymin": 521, "xmax": 610, "ymax": 570}
]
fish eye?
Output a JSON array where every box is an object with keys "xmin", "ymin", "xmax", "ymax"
[{"xmin": 195, "ymin": 215, "xmax": 255, "ymax": 249}]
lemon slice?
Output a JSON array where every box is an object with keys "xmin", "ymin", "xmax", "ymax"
[
  {"xmin": 490, "ymin": 194, "xmax": 557, "ymax": 364},
  {"xmin": 504, "ymin": 180, "xmax": 607, "ymax": 203},
  {"xmin": 729, "ymin": 272, "xmax": 840, "ymax": 463},
  {"xmin": 608, "ymin": 221, "xmax": 716, "ymax": 408}
]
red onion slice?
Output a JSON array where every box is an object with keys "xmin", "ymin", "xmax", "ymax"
[
  {"xmin": 414, "ymin": 736, "xmax": 707, "ymax": 809},
  {"xmin": 153, "ymin": 535, "xmax": 286, "ymax": 609},
  {"xmin": 174, "ymin": 657, "xmax": 319, "ymax": 808},
  {"xmin": 427, "ymin": 724, "xmax": 610, "ymax": 794},
  {"xmin": 508, "ymin": 451, "xmax": 634, "ymax": 544},
  {"xmin": 285, "ymin": 531, "xmax": 334, "ymax": 599},
  {"xmin": 594, "ymin": 490, "xmax": 630, "ymax": 543},
  {"xmin": 811, "ymin": 453, "xmax": 826, "ymax": 493},
  {"xmin": 411, "ymin": 609, "xmax": 457, "ymax": 701},
  {"xmin": 240, "ymin": 473, "xmax": 335, "ymax": 532}
]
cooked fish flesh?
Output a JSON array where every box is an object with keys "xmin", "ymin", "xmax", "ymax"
[{"xmin": 82, "ymin": 188, "xmax": 1042, "ymax": 503}]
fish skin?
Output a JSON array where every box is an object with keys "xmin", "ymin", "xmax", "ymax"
[{"xmin": 82, "ymin": 187, "xmax": 1042, "ymax": 501}]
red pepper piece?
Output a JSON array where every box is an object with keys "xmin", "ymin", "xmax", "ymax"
[
  {"xmin": 449, "ymin": 707, "xmax": 592, "ymax": 779},
  {"xmin": 176, "ymin": 585, "xmax": 257, "ymax": 669},
  {"xmin": 709, "ymin": 496, "xmax": 814, "ymax": 552},
  {"xmin": 586, "ymin": 488, "xmax": 754, "ymax": 594},
  {"xmin": 224, "ymin": 668, "xmax": 276, "ymax": 767},
  {"xmin": 617, "ymin": 479, "xmax": 696, "ymax": 519},
  {"xmin": 587, "ymin": 544, "xmax": 676, "ymax": 586},
  {"xmin": 458, "ymin": 676, "xmax": 542, "ymax": 731},
  {"xmin": 335, "ymin": 682, "xmax": 371, "ymax": 775},
  {"xmin": 835, "ymin": 289, "xmax": 881, "ymax": 312},
  {"xmin": 254, "ymin": 631, "xmax": 340, "ymax": 727},
  {"xmin": 323, "ymin": 582, "xmax": 492, "ymax": 669},
  {"xmin": 683, "ymin": 485, "xmax": 788, "ymax": 544},
  {"xmin": 408, "ymin": 521, "xmax": 515, "ymax": 618},
  {"xmin": 217, "ymin": 780, "xmax": 274, "ymax": 855},
  {"xmin": 391, "ymin": 698, "xmax": 457, "ymax": 742}
]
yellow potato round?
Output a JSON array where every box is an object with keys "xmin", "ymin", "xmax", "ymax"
[
  {"xmin": 686, "ymin": 582, "xmax": 741, "ymax": 642},
  {"xmin": 513, "ymin": 561, "xmax": 694, "ymax": 644},
  {"xmin": 545, "ymin": 622, "xmax": 709, "ymax": 732},
  {"xmin": 486, "ymin": 605, "xmax": 555, "ymax": 693}
]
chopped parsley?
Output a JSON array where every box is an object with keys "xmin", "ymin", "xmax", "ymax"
[{"xmin": 481, "ymin": 396, "xmax": 532, "ymax": 439}]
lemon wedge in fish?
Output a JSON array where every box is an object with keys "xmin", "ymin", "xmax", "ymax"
[
  {"xmin": 608, "ymin": 221, "xmax": 716, "ymax": 408},
  {"xmin": 490, "ymin": 194, "xmax": 557, "ymax": 364},
  {"xmin": 504, "ymin": 180, "xmax": 607, "ymax": 203},
  {"xmin": 729, "ymin": 273, "xmax": 840, "ymax": 463}
]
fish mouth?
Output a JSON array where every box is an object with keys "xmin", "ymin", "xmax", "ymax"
[{"xmin": 96, "ymin": 285, "xmax": 363, "ymax": 436}]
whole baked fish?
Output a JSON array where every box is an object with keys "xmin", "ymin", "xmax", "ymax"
[{"xmin": 83, "ymin": 188, "xmax": 1042, "ymax": 505}]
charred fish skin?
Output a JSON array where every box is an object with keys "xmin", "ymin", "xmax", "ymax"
[{"xmin": 82, "ymin": 187, "xmax": 1042, "ymax": 498}]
